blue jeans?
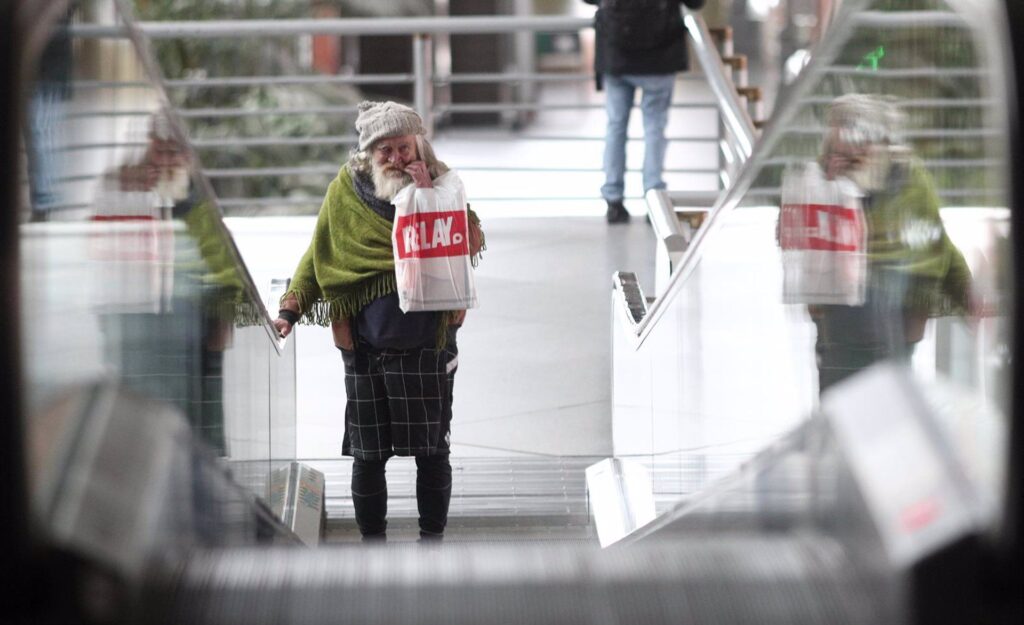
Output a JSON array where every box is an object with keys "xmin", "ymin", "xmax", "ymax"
[
  {"xmin": 27, "ymin": 85, "xmax": 66, "ymax": 215},
  {"xmin": 601, "ymin": 73, "xmax": 676, "ymax": 202}
]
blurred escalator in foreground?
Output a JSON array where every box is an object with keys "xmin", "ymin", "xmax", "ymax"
[{"xmin": 4, "ymin": 0, "xmax": 1023, "ymax": 624}]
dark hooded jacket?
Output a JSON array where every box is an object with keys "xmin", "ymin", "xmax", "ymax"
[{"xmin": 583, "ymin": 0, "xmax": 706, "ymax": 89}]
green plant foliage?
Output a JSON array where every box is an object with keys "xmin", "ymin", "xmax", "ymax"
[{"xmin": 133, "ymin": 1, "xmax": 363, "ymax": 212}]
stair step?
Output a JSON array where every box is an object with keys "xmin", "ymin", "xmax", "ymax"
[
  {"xmin": 324, "ymin": 517, "xmax": 597, "ymax": 544},
  {"xmin": 721, "ymin": 55, "xmax": 748, "ymax": 71},
  {"xmin": 708, "ymin": 25, "xmax": 734, "ymax": 57},
  {"xmin": 736, "ymin": 86, "xmax": 763, "ymax": 102},
  {"xmin": 676, "ymin": 210, "xmax": 708, "ymax": 230},
  {"xmin": 708, "ymin": 25, "xmax": 733, "ymax": 40},
  {"xmin": 302, "ymin": 450, "xmax": 755, "ymax": 536},
  {"xmin": 310, "ymin": 456, "xmax": 598, "ymax": 524},
  {"xmin": 722, "ymin": 54, "xmax": 750, "ymax": 88}
]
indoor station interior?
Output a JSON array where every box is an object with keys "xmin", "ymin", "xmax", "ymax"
[{"xmin": 3, "ymin": 0, "xmax": 1023, "ymax": 623}]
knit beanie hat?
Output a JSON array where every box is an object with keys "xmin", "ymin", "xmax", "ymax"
[{"xmin": 355, "ymin": 101, "xmax": 426, "ymax": 151}]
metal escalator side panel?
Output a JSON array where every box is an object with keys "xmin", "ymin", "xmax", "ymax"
[{"xmin": 146, "ymin": 537, "xmax": 894, "ymax": 625}]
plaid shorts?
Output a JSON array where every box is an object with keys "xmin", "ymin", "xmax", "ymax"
[{"xmin": 340, "ymin": 340, "xmax": 458, "ymax": 461}]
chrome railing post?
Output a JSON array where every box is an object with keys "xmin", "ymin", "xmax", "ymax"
[
  {"xmin": 513, "ymin": 0, "xmax": 535, "ymax": 128},
  {"xmin": 412, "ymin": 32, "xmax": 434, "ymax": 136}
]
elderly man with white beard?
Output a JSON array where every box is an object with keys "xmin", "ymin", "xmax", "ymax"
[{"xmin": 274, "ymin": 101, "xmax": 483, "ymax": 543}]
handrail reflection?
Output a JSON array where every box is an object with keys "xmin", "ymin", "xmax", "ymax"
[
  {"xmin": 112, "ymin": 0, "xmax": 284, "ymax": 352},
  {"xmin": 631, "ymin": 0, "xmax": 998, "ymax": 347}
]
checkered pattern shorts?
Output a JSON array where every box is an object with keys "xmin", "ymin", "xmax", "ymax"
[{"xmin": 340, "ymin": 341, "xmax": 458, "ymax": 461}]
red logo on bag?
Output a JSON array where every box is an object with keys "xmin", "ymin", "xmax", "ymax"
[
  {"xmin": 394, "ymin": 211, "xmax": 470, "ymax": 259},
  {"xmin": 900, "ymin": 497, "xmax": 941, "ymax": 533},
  {"xmin": 780, "ymin": 203, "xmax": 864, "ymax": 252}
]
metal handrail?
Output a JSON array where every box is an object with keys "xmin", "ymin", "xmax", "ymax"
[
  {"xmin": 168, "ymin": 134, "xmax": 718, "ymax": 149},
  {"xmin": 779, "ymin": 127, "xmax": 1000, "ymax": 139},
  {"xmin": 65, "ymin": 101, "xmax": 717, "ymax": 119},
  {"xmin": 796, "ymin": 96, "xmax": 997, "ymax": 108},
  {"xmin": 69, "ymin": 11, "xmax": 746, "ymax": 213},
  {"xmin": 215, "ymin": 195, "xmax": 671, "ymax": 209},
  {"xmin": 759, "ymin": 156, "xmax": 1003, "ymax": 169},
  {"xmin": 851, "ymin": 9, "xmax": 966, "ymax": 28},
  {"xmin": 165, "ymin": 74, "xmax": 416, "ymax": 88},
  {"xmin": 629, "ymin": 0, "xmax": 1005, "ymax": 347},
  {"xmin": 683, "ymin": 9, "xmax": 756, "ymax": 162},
  {"xmin": 70, "ymin": 15, "xmax": 594, "ymax": 39},
  {"xmin": 742, "ymin": 187, "xmax": 999, "ymax": 200},
  {"xmin": 644, "ymin": 189, "xmax": 691, "ymax": 296},
  {"xmin": 824, "ymin": 66, "xmax": 989, "ymax": 78},
  {"xmin": 638, "ymin": 9, "xmax": 757, "ymax": 288},
  {"xmin": 201, "ymin": 164, "xmax": 719, "ymax": 178}
]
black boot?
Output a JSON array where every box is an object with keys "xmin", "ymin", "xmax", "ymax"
[{"xmin": 605, "ymin": 200, "xmax": 630, "ymax": 224}]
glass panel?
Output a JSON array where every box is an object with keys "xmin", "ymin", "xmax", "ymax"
[
  {"xmin": 20, "ymin": 0, "xmax": 295, "ymax": 506},
  {"xmin": 623, "ymin": 0, "xmax": 1012, "ymax": 513}
]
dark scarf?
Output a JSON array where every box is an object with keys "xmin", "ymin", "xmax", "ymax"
[{"xmin": 352, "ymin": 169, "xmax": 397, "ymax": 221}]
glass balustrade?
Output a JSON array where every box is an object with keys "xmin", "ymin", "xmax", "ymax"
[
  {"xmin": 617, "ymin": 0, "xmax": 1013, "ymax": 517},
  {"xmin": 19, "ymin": 0, "xmax": 295, "ymax": 508}
]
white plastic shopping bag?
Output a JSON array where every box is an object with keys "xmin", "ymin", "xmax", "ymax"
[
  {"xmin": 391, "ymin": 170, "xmax": 479, "ymax": 312},
  {"xmin": 779, "ymin": 162, "xmax": 868, "ymax": 306}
]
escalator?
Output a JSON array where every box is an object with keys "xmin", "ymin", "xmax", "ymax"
[{"xmin": 3, "ymin": 0, "xmax": 1022, "ymax": 624}]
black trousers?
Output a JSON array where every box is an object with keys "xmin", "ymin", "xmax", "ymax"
[
  {"xmin": 340, "ymin": 340, "xmax": 457, "ymax": 460},
  {"xmin": 341, "ymin": 331, "xmax": 458, "ymax": 538},
  {"xmin": 351, "ymin": 454, "xmax": 452, "ymax": 539},
  {"xmin": 814, "ymin": 276, "xmax": 917, "ymax": 394}
]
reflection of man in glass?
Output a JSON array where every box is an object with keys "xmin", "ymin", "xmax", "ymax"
[
  {"xmin": 25, "ymin": 4, "xmax": 75, "ymax": 222},
  {"xmin": 105, "ymin": 112, "xmax": 192, "ymax": 216},
  {"xmin": 99, "ymin": 110, "xmax": 235, "ymax": 455},
  {"xmin": 810, "ymin": 94, "xmax": 973, "ymax": 392}
]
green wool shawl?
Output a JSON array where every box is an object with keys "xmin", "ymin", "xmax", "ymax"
[
  {"xmin": 284, "ymin": 166, "xmax": 398, "ymax": 325},
  {"xmin": 865, "ymin": 159, "xmax": 972, "ymax": 317},
  {"xmin": 182, "ymin": 200, "xmax": 263, "ymax": 326}
]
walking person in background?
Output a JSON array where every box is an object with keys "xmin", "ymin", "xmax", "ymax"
[
  {"xmin": 275, "ymin": 101, "xmax": 483, "ymax": 543},
  {"xmin": 584, "ymin": 0, "xmax": 706, "ymax": 223},
  {"xmin": 25, "ymin": 3, "xmax": 75, "ymax": 221}
]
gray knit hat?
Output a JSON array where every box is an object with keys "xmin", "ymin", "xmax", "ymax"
[{"xmin": 355, "ymin": 100, "xmax": 426, "ymax": 151}]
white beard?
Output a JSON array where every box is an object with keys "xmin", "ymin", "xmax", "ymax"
[
  {"xmin": 153, "ymin": 166, "xmax": 191, "ymax": 204},
  {"xmin": 371, "ymin": 163, "xmax": 414, "ymax": 201},
  {"xmin": 846, "ymin": 146, "xmax": 892, "ymax": 192}
]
